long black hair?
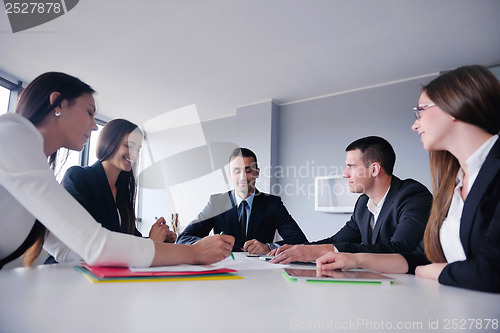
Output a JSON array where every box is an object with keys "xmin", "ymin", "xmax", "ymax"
[
  {"xmin": 15, "ymin": 72, "xmax": 94, "ymax": 266},
  {"xmin": 97, "ymin": 119, "xmax": 143, "ymax": 235},
  {"xmin": 15, "ymin": 72, "xmax": 95, "ymax": 168}
]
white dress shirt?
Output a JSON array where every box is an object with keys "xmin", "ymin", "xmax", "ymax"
[
  {"xmin": 0, "ymin": 113, "xmax": 154, "ymax": 267},
  {"xmin": 440, "ymin": 134, "xmax": 498, "ymax": 263},
  {"xmin": 366, "ymin": 186, "xmax": 390, "ymax": 230}
]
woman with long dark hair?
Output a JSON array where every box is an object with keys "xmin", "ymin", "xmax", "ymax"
[
  {"xmin": 0, "ymin": 72, "xmax": 233, "ymax": 269},
  {"xmin": 317, "ymin": 65, "xmax": 500, "ymax": 293},
  {"xmin": 44, "ymin": 119, "xmax": 176, "ymax": 263}
]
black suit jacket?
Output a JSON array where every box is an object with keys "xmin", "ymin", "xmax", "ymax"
[
  {"xmin": 45, "ymin": 161, "xmax": 141, "ymax": 264},
  {"xmin": 313, "ymin": 176, "xmax": 432, "ymax": 254},
  {"xmin": 176, "ymin": 190, "xmax": 308, "ymax": 251},
  {"xmin": 405, "ymin": 138, "xmax": 500, "ymax": 293},
  {"xmin": 61, "ymin": 161, "xmax": 142, "ymax": 236}
]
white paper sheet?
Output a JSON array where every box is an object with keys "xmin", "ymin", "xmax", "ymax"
[{"xmin": 130, "ymin": 252, "xmax": 288, "ymax": 272}]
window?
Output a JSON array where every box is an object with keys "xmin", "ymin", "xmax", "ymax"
[
  {"xmin": 0, "ymin": 75, "xmax": 21, "ymax": 114},
  {"xmin": 0, "ymin": 85, "xmax": 10, "ymax": 114},
  {"xmin": 54, "ymin": 121, "xmax": 105, "ymax": 182},
  {"xmin": 54, "ymin": 149, "xmax": 82, "ymax": 183},
  {"xmin": 87, "ymin": 123, "xmax": 104, "ymax": 166}
]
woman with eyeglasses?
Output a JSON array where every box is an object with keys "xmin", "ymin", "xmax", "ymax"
[
  {"xmin": 317, "ymin": 65, "xmax": 500, "ymax": 293},
  {"xmin": 0, "ymin": 72, "xmax": 233, "ymax": 269},
  {"xmin": 43, "ymin": 119, "xmax": 177, "ymax": 263}
]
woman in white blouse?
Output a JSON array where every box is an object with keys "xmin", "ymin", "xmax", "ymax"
[
  {"xmin": 0, "ymin": 72, "xmax": 234, "ymax": 269},
  {"xmin": 316, "ymin": 65, "xmax": 500, "ymax": 293}
]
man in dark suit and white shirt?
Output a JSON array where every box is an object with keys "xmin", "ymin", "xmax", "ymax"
[
  {"xmin": 177, "ymin": 147, "xmax": 307, "ymax": 254},
  {"xmin": 270, "ymin": 136, "xmax": 432, "ymax": 264}
]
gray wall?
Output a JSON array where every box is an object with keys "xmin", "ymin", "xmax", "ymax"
[
  {"xmin": 276, "ymin": 76, "xmax": 437, "ymax": 241},
  {"xmin": 236, "ymin": 100, "xmax": 280, "ymax": 193},
  {"xmin": 139, "ymin": 66, "xmax": 500, "ymax": 240},
  {"xmin": 138, "ymin": 75, "xmax": 439, "ymax": 241}
]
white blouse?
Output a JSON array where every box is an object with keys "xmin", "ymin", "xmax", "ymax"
[
  {"xmin": 0, "ymin": 113, "xmax": 154, "ymax": 267},
  {"xmin": 440, "ymin": 134, "xmax": 498, "ymax": 263}
]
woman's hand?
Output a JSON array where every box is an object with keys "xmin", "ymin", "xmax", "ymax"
[
  {"xmin": 190, "ymin": 234, "xmax": 235, "ymax": 264},
  {"xmin": 316, "ymin": 252, "xmax": 409, "ymax": 274},
  {"xmin": 316, "ymin": 251, "xmax": 358, "ymax": 272},
  {"xmin": 415, "ymin": 263, "xmax": 446, "ymax": 280},
  {"xmin": 149, "ymin": 217, "xmax": 177, "ymax": 243}
]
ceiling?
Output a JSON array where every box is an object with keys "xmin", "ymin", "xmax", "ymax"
[{"xmin": 1, "ymin": 0, "xmax": 500, "ymax": 125}]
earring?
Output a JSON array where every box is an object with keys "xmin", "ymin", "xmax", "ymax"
[{"xmin": 55, "ymin": 111, "xmax": 61, "ymax": 117}]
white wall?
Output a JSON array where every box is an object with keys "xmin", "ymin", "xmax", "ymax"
[
  {"xmin": 137, "ymin": 115, "xmax": 239, "ymax": 234},
  {"xmin": 138, "ymin": 102, "xmax": 280, "ymax": 235}
]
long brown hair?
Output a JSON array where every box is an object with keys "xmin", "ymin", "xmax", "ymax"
[
  {"xmin": 15, "ymin": 72, "xmax": 95, "ymax": 266},
  {"xmin": 423, "ymin": 65, "xmax": 500, "ymax": 262},
  {"xmin": 97, "ymin": 119, "xmax": 143, "ymax": 235}
]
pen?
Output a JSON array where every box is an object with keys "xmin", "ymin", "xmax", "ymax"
[{"xmin": 220, "ymin": 232, "xmax": 235, "ymax": 260}]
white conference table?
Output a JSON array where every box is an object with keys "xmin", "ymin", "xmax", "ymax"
[{"xmin": 1, "ymin": 257, "xmax": 499, "ymax": 333}]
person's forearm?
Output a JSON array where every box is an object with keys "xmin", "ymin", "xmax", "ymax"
[
  {"xmin": 44, "ymin": 231, "xmax": 82, "ymax": 262},
  {"xmin": 151, "ymin": 234, "xmax": 234, "ymax": 266},
  {"xmin": 151, "ymin": 242, "xmax": 195, "ymax": 266},
  {"xmin": 355, "ymin": 253, "xmax": 409, "ymax": 274}
]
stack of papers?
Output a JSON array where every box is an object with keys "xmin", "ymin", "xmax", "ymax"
[
  {"xmin": 76, "ymin": 264, "xmax": 242, "ymax": 283},
  {"xmin": 76, "ymin": 252, "xmax": 287, "ymax": 283},
  {"xmin": 130, "ymin": 252, "xmax": 289, "ymax": 272}
]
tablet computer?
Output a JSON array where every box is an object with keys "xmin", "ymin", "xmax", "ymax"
[{"xmin": 283, "ymin": 268, "xmax": 394, "ymax": 285}]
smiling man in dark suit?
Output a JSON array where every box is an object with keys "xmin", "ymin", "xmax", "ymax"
[
  {"xmin": 270, "ymin": 136, "xmax": 432, "ymax": 264},
  {"xmin": 176, "ymin": 147, "xmax": 307, "ymax": 254}
]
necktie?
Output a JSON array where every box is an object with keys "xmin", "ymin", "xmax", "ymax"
[
  {"xmin": 240, "ymin": 200, "xmax": 248, "ymax": 240},
  {"xmin": 367, "ymin": 212, "xmax": 374, "ymax": 244}
]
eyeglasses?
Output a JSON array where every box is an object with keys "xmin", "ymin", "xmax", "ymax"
[{"xmin": 412, "ymin": 103, "xmax": 436, "ymax": 120}]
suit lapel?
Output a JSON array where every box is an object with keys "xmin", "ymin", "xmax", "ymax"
[
  {"xmin": 460, "ymin": 139, "xmax": 500, "ymax": 255},
  {"xmin": 371, "ymin": 176, "xmax": 401, "ymax": 243},
  {"xmin": 93, "ymin": 162, "xmax": 121, "ymax": 231},
  {"xmin": 225, "ymin": 190, "xmax": 242, "ymax": 246}
]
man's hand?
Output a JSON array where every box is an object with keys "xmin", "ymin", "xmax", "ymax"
[
  {"xmin": 270, "ymin": 244, "xmax": 334, "ymax": 264},
  {"xmin": 268, "ymin": 244, "xmax": 292, "ymax": 256},
  {"xmin": 243, "ymin": 239, "xmax": 270, "ymax": 254}
]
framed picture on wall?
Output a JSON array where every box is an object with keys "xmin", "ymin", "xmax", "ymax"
[{"xmin": 314, "ymin": 176, "xmax": 360, "ymax": 213}]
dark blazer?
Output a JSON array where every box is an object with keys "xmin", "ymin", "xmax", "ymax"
[
  {"xmin": 405, "ymin": 138, "xmax": 500, "ymax": 293},
  {"xmin": 45, "ymin": 161, "xmax": 141, "ymax": 264},
  {"xmin": 61, "ymin": 161, "xmax": 142, "ymax": 236},
  {"xmin": 313, "ymin": 176, "xmax": 432, "ymax": 254},
  {"xmin": 176, "ymin": 190, "xmax": 308, "ymax": 251}
]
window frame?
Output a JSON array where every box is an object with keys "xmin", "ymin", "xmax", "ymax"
[
  {"xmin": 0, "ymin": 75, "xmax": 22, "ymax": 114},
  {"xmin": 81, "ymin": 118, "xmax": 107, "ymax": 166},
  {"xmin": 1, "ymin": 73, "xmax": 107, "ymax": 168}
]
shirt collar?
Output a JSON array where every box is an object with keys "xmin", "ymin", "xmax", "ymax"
[
  {"xmin": 367, "ymin": 186, "xmax": 390, "ymax": 217},
  {"xmin": 464, "ymin": 134, "xmax": 498, "ymax": 192},
  {"xmin": 234, "ymin": 190, "xmax": 255, "ymax": 209}
]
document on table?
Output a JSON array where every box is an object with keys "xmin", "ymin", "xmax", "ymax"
[
  {"xmin": 130, "ymin": 252, "xmax": 288, "ymax": 272},
  {"xmin": 216, "ymin": 252, "xmax": 290, "ymax": 270},
  {"xmin": 130, "ymin": 264, "xmax": 222, "ymax": 273}
]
